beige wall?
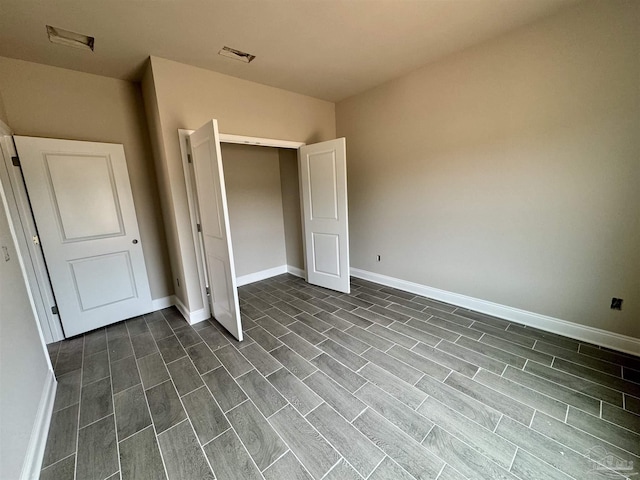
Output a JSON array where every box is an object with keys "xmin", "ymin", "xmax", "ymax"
[
  {"xmin": 0, "ymin": 90, "xmax": 8, "ymax": 126},
  {"xmin": 279, "ymin": 149, "xmax": 305, "ymax": 270},
  {"xmin": 337, "ymin": 1, "xmax": 640, "ymax": 338},
  {"xmin": 0, "ymin": 57, "xmax": 172, "ymax": 300},
  {"xmin": 0, "ymin": 155, "xmax": 51, "ymax": 479},
  {"xmin": 221, "ymin": 143, "xmax": 286, "ymax": 277},
  {"xmin": 143, "ymin": 56, "xmax": 335, "ymax": 311}
]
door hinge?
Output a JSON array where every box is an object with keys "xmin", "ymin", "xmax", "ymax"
[
  {"xmin": 187, "ymin": 153, "xmax": 192, "ymax": 164},
  {"xmin": 205, "ymin": 286, "xmax": 210, "ymax": 295},
  {"xmin": 51, "ymin": 305, "xmax": 59, "ymax": 315},
  {"xmin": 11, "ymin": 156, "xmax": 20, "ymax": 167},
  {"xmin": 197, "ymin": 223, "xmax": 202, "ymax": 232},
  {"xmin": 32, "ymin": 235, "xmax": 40, "ymax": 245}
]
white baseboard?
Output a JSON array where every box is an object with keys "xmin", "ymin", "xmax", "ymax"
[
  {"xmin": 151, "ymin": 296, "xmax": 173, "ymax": 311},
  {"xmin": 236, "ymin": 265, "xmax": 288, "ymax": 287},
  {"xmin": 172, "ymin": 295, "xmax": 210, "ymax": 325},
  {"xmin": 287, "ymin": 265, "xmax": 305, "ymax": 278},
  {"xmin": 21, "ymin": 370, "xmax": 56, "ymax": 480},
  {"xmin": 350, "ymin": 268, "xmax": 640, "ymax": 356}
]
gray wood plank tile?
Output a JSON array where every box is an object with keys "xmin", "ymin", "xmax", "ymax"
[
  {"xmin": 359, "ymin": 363, "xmax": 426, "ymax": 409},
  {"xmin": 307, "ymin": 403, "xmax": 384, "ymax": 477},
  {"xmin": 412, "ymin": 341, "xmax": 478, "ymax": 377},
  {"xmin": 114, "ymin": 384, "xmax": 152, "ymax": 440},
  {"xmin": 455, "ymin": 335, "xmax": 526, "ymax": 368},
  {"xmin": 503, "ymin": 365, "xmax": 600, "ymax": 415},
  {"xmin": 333, "ymin": 309, "xmax": 374, "ymax": 328},
  {"xmin": 367, "ymin": 324, "xmax": 417, "ymax": 349},
  {"xmin": 627, "ymin": 394, "xmax": 640, "ymax": 415},
  {"xmin": 323, "ymin": 296, "xmax": 360, "ymax": 312},
  {"xmin": 76, "ymin": 415, "xmax": 118, "ymax": 480},
  {"xmin": 566, "ymin": 407, "xmax": 640, "ymax": 456},
  {"xmin": 255, "ymin": 314, "xmax": 290, "ymax": 337},
  {"xmin": 417, "ymin": 396, "xmax": 516, "ymax": 469},
  {"xmin": 356, "ymin": 382, "xmax": 433, "ymax": 442},
  {"xmin": 388, "ymin": 321, "xmax": 442, "ymax": 346},
  {"xmin": 182, "ymin": 386, "xmax": 230, "ymax": 445},
  {"xmin": 552, "ymin": 358, "xmax": 640, "ymax": 398},
  {"xmin": 311, "ymin": 353, "xmax": 367, "ymax": 393},
  {"xmin": 525, "ymin": 361, "xmax": 623, "ymax": 406},
  {"xmin": 344, "ymin": 325, "xmax": 393, "ymax": 351},
  {"xmin": 295, "ymin": 312, "xmax": 332, "ymax": 333},
  {"xmin": 84, "ymin": 328, "xmax": 107, "ymax": 357},
  {"xmin": 470, "ymin": 322, "xmax": 535, "ymax": 347},
  {"xmin": 362, "ymin": 347, "xmax": 423, "ymax": 384},
  {"xmin": 40, "ymin": 454, "xmax": 75, "ymax": 480},
  {"xmin": 435, "ymin": 465, "xmax": 467, "ymax": 480},
  {"xmin": 269, "ymin": 404, "xmax": 340, "ymax": 479},
  {"xmin": 535, "ymin": 341, "xmax": 622, "ymax": 376},
  {"xmin": 411, "ymin": 296, "xmax": 457, "ymax": 314},
  {"xmin": 305, "ymin": 296, "xmax": 340, "ymax": 313},
  {"xmin": 507, "ymin": 324, "xmax": 579, "ymax": 351},
  {"xmin": 119, "ymin": 426, "xmax": 167, "ymax": 480},
  {"xmin": 481, "ymin": 334, "xmax": 554, "ymax": 366},
  {"xmin": 579, "ymin": 344, "xmax": 640, "ymax": 371},
  {"xmin": 108, "ymin": 335, "xmax": 134, "ymax": 363},
  {"xmin": 444, "ymin": 372, "xmax": 534, "ymax": 425},
  {"xmin": 386, "ymin": 345, "xmax": 451, "ymax": 381},
  {"xmin": 42, "ymin": 404, "xmax": 78, "ymax": 467},
  {"xmin": 370, "ymin": 304, "xmax": 412, "ymax": 323},
  {"xmin": 323, "ymin": 459, "xmax": 364, "ymax": 480},
  {"xmin": 146, "ymin": 318, "xmax": 174, "ymax": 341},
  {"xmin": 448, "ymin": 309, "xmax": 508, "ymax": 328},
  {"xmin": 273, "ymin": 300, "xmax": 304, "ymax": 317},
  {"xmin": 185, "ymin": 342, "xmax": 221, "ymax": 375},
  {"xmin": 203, "ymin": 429, "xmax": 263, "ymax": 480},
  {"xmin": 264, "ymin": 307, "xmax": 296, "ymax": 326},
  {"xmin": 407, "ymin": 318, "xmax": 460, "ymax": 342},
  {"xmin": 531, "ymin": 410, "xmax": 640, "ymax": 471},
  {"xmin": 174, "ymin": 326, "xmax": 202, "ymax": 349},
  {"xmin": 111, "ymin": 355, "xmax": 141, "ymax": 394},
  {"xmin": 438, "ymin": 339, "xmax": 507, "ymax": 374},
  {"xmin": 304, "ymin": 371, "xmax": 366, "ymax": 421},
  {"xmin": 214, "ymin": 344, "xmax": 252, "ymax": 378},
  {"xmin": 137, "ymin": 352, "xmax": 170, "ymax": 389},
  {"xmin": 156, "ymin": 335, "xmax": 187, "ymax": 364},
  {"xmin": 270, "ymin": 345, "xmax": 317, "ymax": 379},
  {"xmin": 287, "ymin": 321, "xmax": 327, "ymax": 345},
  {"xmin": 197, "ymin": 325, "xmax": 230, "ymax": 351},
  {"xmin": 131, "ymin": 331, "xmax": 158, "ymax": 359},
  {"xmin": 289, "ymin": 298, "xmax": 322, "ymax": 315},
  {"xmin": 368, "ymin": 456, "xmax": 414, "ymax": 480},
  {"xmin": 415, "ymin": 374, "xmax": 501, "ymax": 430},
  {"xmin": 241, "ymin": 342, "xmax": 283, "ymax": 376},
  {"xmin": 496, "ymin": 415, "xmax": 627, "ymax": 480},
  {"xmin": 279, "ymin": 332, "xmax": 321, "ymax": 360},
  {"xmin": 157, "ymin": 420, "xmax": 214, "ymax": 480},
  {"xmin": 317, "ymin": 339, "xmax": 368, "ymax": 371},
  {"xmin": 385, "ymin": 301, "xmax": 432, "ymax": 322},
  {"xmin": 83, "ymin": 350, "xmax": 110, "ymax": 385},
  {"xmin": 427, "ymin": 315, "xmax": 484, "ymax": 340},
  {"xmin": 353, "ymin": 409, "xmax": 443, "ymax": 480},
  {"xmin": 624, "ymin": 366, "xmax": 640, "ymax": 383},
  {"xmin": 162, "ymin": 307, "xmax": 188, "ymax": 330},
  {"xmin": 107, "ymin": 322, "xmax": 129, "ymax": 340},
  {"xmin": 322, "ymin": 328, "xmax": 369, "ymax": 354},
  {"xmin": 79, "ymin": 376, "xmax": 113, "ymax": 427},
  {"xmin": 226, "ymin": 400, "xmax": 288, "ymax": 470},
  {"xmin": 602, "ymin": 402, "xmax": 640, "ymax": 434},
  {"xmin": 202, "ymin": 366, "xmax": 247, "ymax": 412},
  {"xmin": 263, "ymin": 451, "xmax": 313, "ymax": 480},
  {"xmin": 349, "ymin": 307, "xmax": 394, "ymax": 327},
  {"xmin": 53, "ymin": 369, "xmax": 81, "ymax": 412},
  {"xmin": 126, "ymin": 316, "xmax": 149, "ymax": 337},
  {"xmin": 237, "ymin": 369, "xmax": 287, "ymax": 417},
  {"xmin": 423, "ymin": 426, "xmax": 518, "ymax": 480},
  {"xmin": 267, "ymin": 368, "xmax": 322, "ymax": 415},
  {"xmin": 246, "ymin": 325, "xmax": 283, "ymax": 351},
  {"xmin": 510, "ymin": 449, "xmax": 574, "ymax": 480},
  {"xmin": 475, "ymin": 369, "xmax": 568, "ymax": 420},
  {"xmin": 314, "ymin": 310, "xmax": 353, "ymax": 330},
  {"xmin": 145, "ymin": 380, "xmax": 187, "ymax": 434},
  {"xmin": 166, "ymin": 356, "xmax": 203, "ymax": 396},
  {"xmin": 355, "ymin": 293, "xmax": 392, "ymax": 308}
]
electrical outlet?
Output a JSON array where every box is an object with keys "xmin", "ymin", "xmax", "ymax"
[
  {"xmin": 376, "ymin": 255, "xmax": 381, "ymax": 262},
  {"xmin": 611, "ymin": 298, "xmax": 623, "ymax": 310}
]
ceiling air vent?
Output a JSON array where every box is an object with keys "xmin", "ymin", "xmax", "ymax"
[
  {"xmin": 46, "ymin": 25, "xmax": 94, "ymax": 51},
  {"xmin": 218, "ymin": 46, "xmax": 256, "ymax": 63}
]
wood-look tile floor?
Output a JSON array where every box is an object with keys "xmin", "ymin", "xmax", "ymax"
[{"xmin": 41, "ymin": 275, "xmax": 640, "ymax": 480}]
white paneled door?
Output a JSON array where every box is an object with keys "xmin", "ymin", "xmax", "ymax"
[
  {"xmin": 14, "ymin": 136, "xmax": 152, "ymax": 337},
  {"xmin": 189, "ymin": 120, "xmax": 242, "ymax": 341},
  {"xmin": 299, "ymin": 138, "xmax": 350, "ymax": 293}
]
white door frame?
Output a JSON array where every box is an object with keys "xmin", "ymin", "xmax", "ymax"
[
  {"xmin": 178, "ymin": 129, "xmax": 305, "ymax": 314},
  {"xmin": 0, "ymin": 130, "xmax": 64, "ymax": 343}
]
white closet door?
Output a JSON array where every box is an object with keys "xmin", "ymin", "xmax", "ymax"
[
  {"xmin": 14, "ymin": 136, "xmax": 153, "ymax": 337},
  {"xmin": 299, "ymin": 138, "xmax": 350, "ymax": 293},
  {"xmin": 189, "ymin": 120, "xmax": 242, "ymax": 341}
]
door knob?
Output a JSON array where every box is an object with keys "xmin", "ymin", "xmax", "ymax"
[{"xmin": 132, "ymin": 239, "xmax": 138, "ymax": 244}]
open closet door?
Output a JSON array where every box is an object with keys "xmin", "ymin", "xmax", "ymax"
[
  {"xmin": 299, "ymin": 138, "xmax": 350, "ymax": 294},
  {"xmin": 189, "ymin": 120, "xmax": 242, "ymax": 341}
]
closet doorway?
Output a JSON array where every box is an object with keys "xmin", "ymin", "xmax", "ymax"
[{"xmin": 178, "ymin": 119, "xmax": 349, "ymax": 341}]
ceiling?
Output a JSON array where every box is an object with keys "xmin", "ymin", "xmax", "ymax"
[{"xmin": 0, "ymin": 0, "xmax": 579, "ymax": 102}]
